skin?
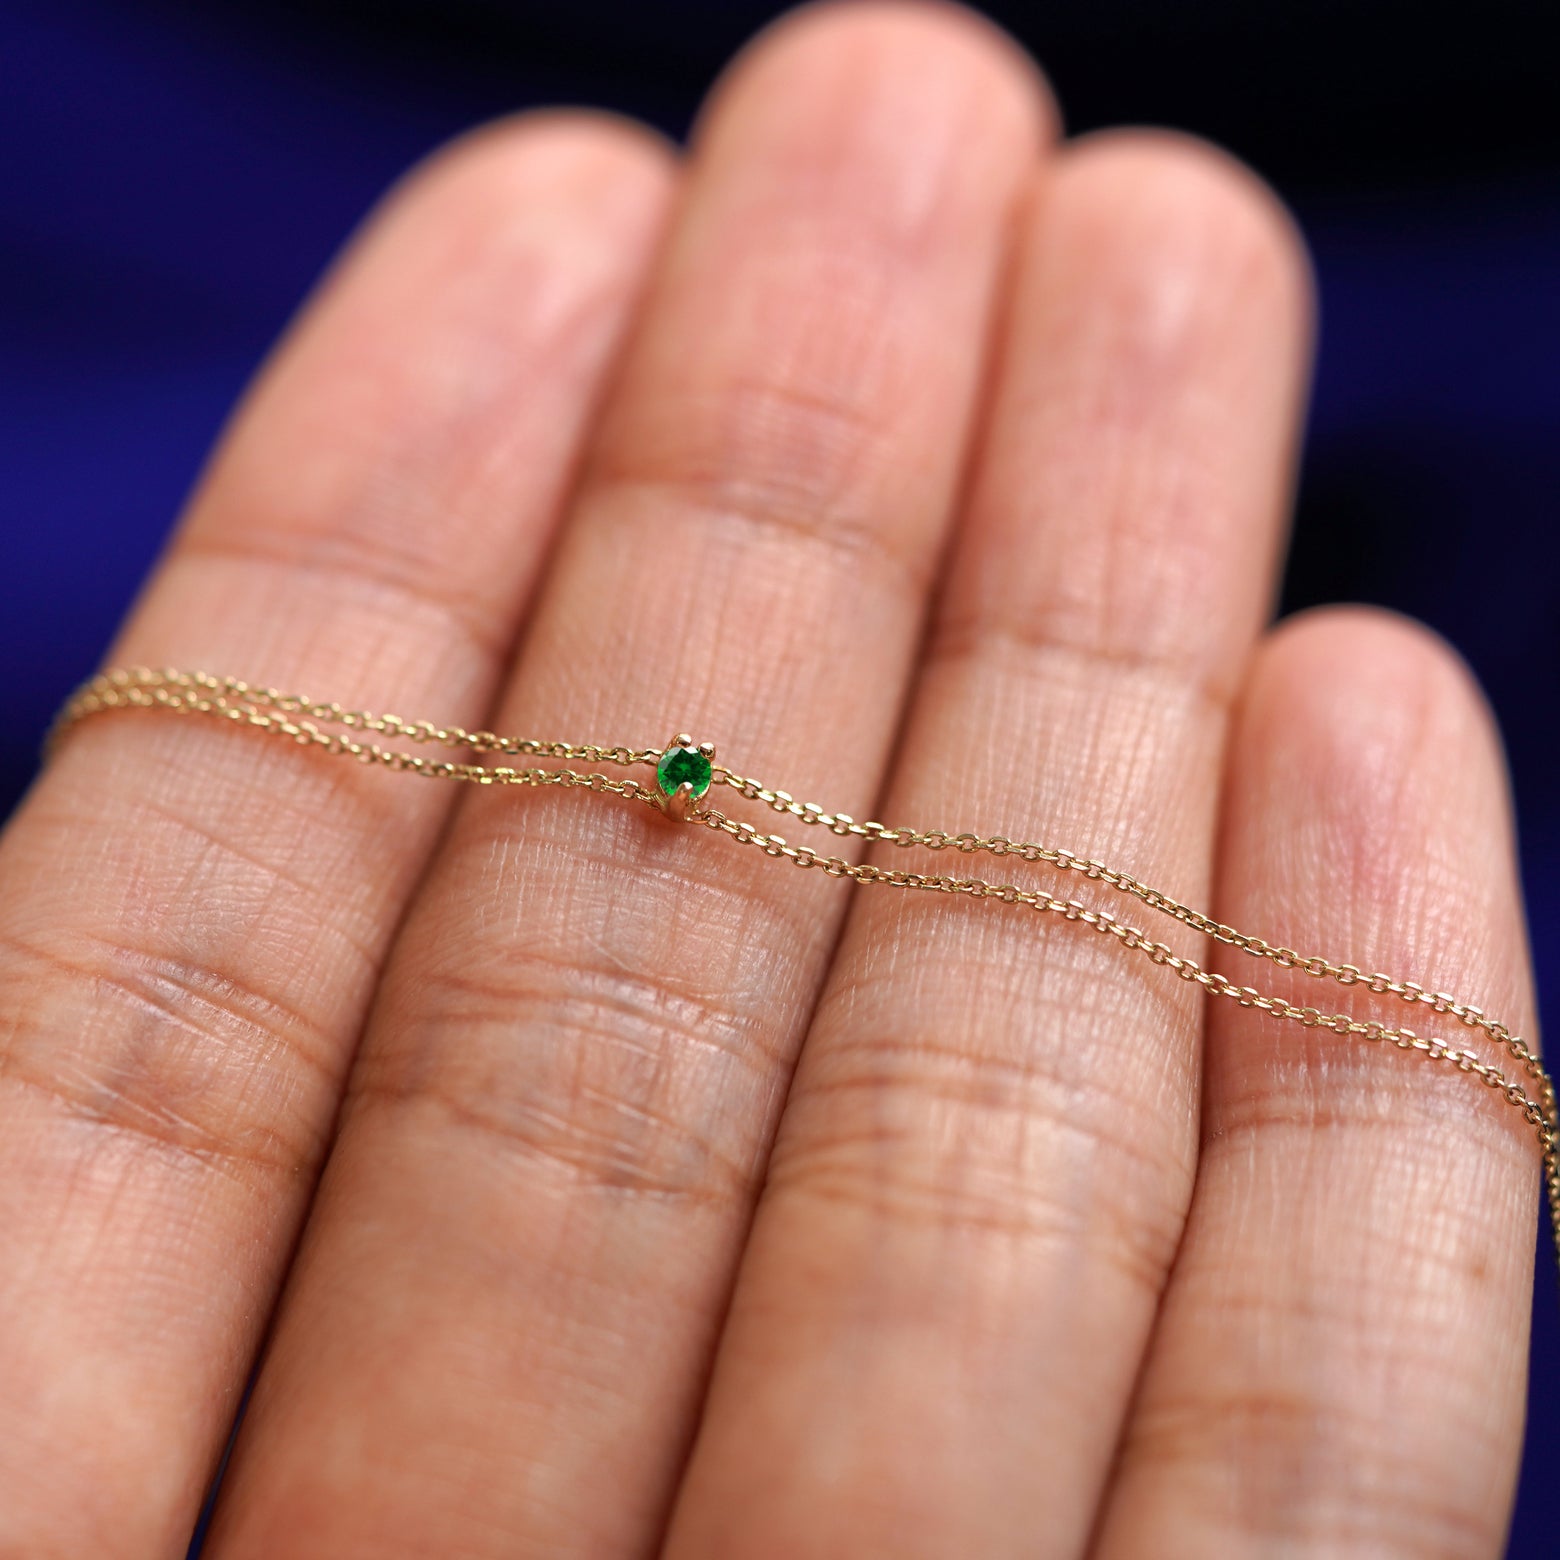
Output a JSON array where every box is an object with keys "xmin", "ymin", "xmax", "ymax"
[{"xmin": 0, "ymin": 3, "xmax": 1539, "ymax": 1556}]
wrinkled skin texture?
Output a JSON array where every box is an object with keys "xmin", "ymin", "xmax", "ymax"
[{"xmin": 0, "ymin": 5, "xmax": 1538, "ymax": 1557}]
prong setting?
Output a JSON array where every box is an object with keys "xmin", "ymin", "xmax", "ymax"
[
  {"xmin": 655, "ymin": 735, "xmax": 714, "ymax": 820},
  {"xmin": 666, "ymin": 779, "xmax": 697, "ymax": 822}
]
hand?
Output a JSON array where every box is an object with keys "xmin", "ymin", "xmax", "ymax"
[{"xmin": 1, "ymin": 5, "xmax": 1539, "ymax": 1556}]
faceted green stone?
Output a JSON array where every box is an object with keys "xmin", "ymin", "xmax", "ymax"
[{"xmin": 657, "ymin": 744, "xmax": 712, "ymax": 800}]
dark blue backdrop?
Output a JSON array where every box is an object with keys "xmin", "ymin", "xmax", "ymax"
[{"xmin": 3, "ymin": 0, "xmax": 1556, "ymax": 1547}]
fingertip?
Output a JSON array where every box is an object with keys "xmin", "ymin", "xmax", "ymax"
[
  {"xmin": 691, "ymin": 0, "xmax": 1058, "ymax": 171},
  {"xmin": 1042, "ymin": 128, "xmax": 1316, "ymax": 365},
  {"xmin": 1234, "ymin": 605, "xmax": 1519, "ymax": 957},
  {"xmin": 1257, "ymin": 604, "xmax": 1501, "ymax": 760},
  {"xmin": 381, "ymin": 107, "xmax": 679, "ymax": 242}
]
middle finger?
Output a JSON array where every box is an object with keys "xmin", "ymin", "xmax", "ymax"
[{"xmin": 205, "ymin": 6, "xmax": 1052, "ymax": 1556}]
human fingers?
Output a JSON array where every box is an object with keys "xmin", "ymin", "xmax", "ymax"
[
  {"xmin": 1093, "ymin": 608, "xmax": 1540, "ymax": 1559},
  {"xmin": 199, "ymin": 6, "xmax": 1053, "ymax": 1557},
  {"xmin": 0, "ymin": 119, "xmax": 672, "ymax": 1556},
  {"xmin": 665, "ymin": 132, "xmax": 1313, "ymax": 1558}
]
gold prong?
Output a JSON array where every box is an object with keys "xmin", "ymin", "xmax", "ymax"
[
  {"xmin": 666, "ymin": 779, "xmax": 697, "ymax": 822},
  {"xmin": 673, "ymin": 732, "xmax": 693, "ymax": 749},
  {"xmin": 697, "ymin": 741, "xmax": 716, "ymax": 759}
]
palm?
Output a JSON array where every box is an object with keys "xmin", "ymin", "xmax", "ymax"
[{"xmin": 0, "ymin": 6, "xmax": 1538, "ymax": 1557}]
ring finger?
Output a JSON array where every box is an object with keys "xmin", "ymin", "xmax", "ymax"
[{"xmin": 667, "ymin": 130, "xmax": 1313, "ymax": 1557}]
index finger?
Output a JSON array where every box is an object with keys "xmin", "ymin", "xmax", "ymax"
[{"xmin": 0, "ymin": 118, "xmax": 672, "ymax": 1555}]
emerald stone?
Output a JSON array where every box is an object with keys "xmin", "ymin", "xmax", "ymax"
[{"xmin": 657, "ymin": 744, "xmax": 712, "ymax": 800}]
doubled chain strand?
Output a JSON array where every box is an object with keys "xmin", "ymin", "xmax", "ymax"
[{"xmin": 52, "ymin": 668, "xmax": 1560, "ymax": 1269}]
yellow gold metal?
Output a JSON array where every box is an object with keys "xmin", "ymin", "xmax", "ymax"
[
  {"xmin": 50, "ymin": 667, "xmax": 1560, "ymax": 1277},
  {"xmin": 666, "ymin": 780, "xmax": 698, "ymax": 823},
  {"xmin": 655, "ymin": 733, "xmax": 714, "ymax": 821}
]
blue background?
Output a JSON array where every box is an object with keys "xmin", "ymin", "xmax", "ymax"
[{"xmin": 2, "ymin": 0, "xmax": 1556, "ymax": 1547}]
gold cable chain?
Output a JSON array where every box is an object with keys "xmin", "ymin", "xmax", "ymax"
[{"xmin": 50, "ymin": 667, "xmax": 1560, "ymax": 1274}]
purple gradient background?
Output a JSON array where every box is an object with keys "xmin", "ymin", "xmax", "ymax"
[{"xmin": 2, "ymin": 1, "xmax": 1555, "ymax": 1549}]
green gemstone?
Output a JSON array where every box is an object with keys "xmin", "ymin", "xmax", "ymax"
[{"xmin": 657, "ymin": 744, "xmax": 712, "ymax": 800}]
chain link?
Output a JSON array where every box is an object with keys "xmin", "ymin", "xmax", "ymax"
[{"xmin": 51, "ymin": 667, "xmax": 1560, "ymax": 1274}]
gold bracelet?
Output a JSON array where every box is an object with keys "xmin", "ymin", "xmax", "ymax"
[{"xmin": 51, "ymin": 666, "xmax": 1560, "ymax": 1277}]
